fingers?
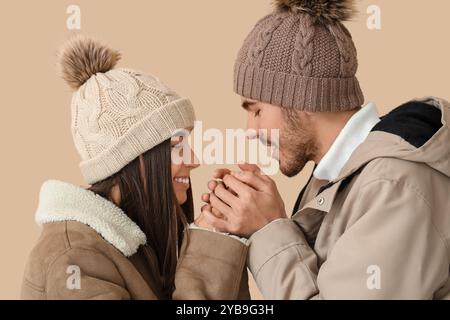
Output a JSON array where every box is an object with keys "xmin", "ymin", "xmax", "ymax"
[
  {"xmin": 201, "ymin": 203, "xmax": 211, "ymax": 213},
  {"xmin": 202, "ymin": 209, "xmax": 232, "ymax": 233},
  {"xmin": 211, "ymin": 206, "xmax": 225, "ymax": 220},
  {"xmin": 214, "ymin": 183, "xmax": 239, "ymax": 208},
  {"xmin": 213, "ymin": 168, "xmax": 231, "ymax": 179},
  {"xmin": 229, "ymin": 171, "xmax": 268, "ymax": 192},
  {"xmin": 207, "ymin": 180, "xmax": 219, "ymax": 192},
  {"xmin": 209, "ymin": 193, "xmax": 234, "ymax": 218},
  {"xmin": 208, "ymin": 164, "xmax": 265, "ymax": 195},
  {"xmin": 207, "ymin": 180, "xmax": 237, "ymax": 196},
  {"xmin": 201, "ymin": 203, "xmax": 225, "ymax": 219},
  {"xmin": 221, "ymin": 174, "xmax": 254, "ymax": 197},
  {"xmin": 238, "ymin": 162, "xmax": 261, "ymax": 174},
  {"xmin": 201, "ymin": 193, "xmax": 210, "ymax": 203}
]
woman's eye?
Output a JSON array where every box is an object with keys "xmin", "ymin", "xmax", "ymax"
[
  {"xmin": 255, "ymin": 110, "xmax": 261, "ymax": 117},
  {"xmin": 171, "ymin": 136, "xmax": 185, "ymax": 148}
]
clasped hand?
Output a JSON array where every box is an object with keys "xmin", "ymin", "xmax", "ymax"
[{"xmin": 196, "ymin": 163, "xmax": 287, "ymax": 238}]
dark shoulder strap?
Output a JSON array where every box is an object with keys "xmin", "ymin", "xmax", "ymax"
[{"xmin": 292, "ymin": 170, "xmax": 314, "ymax": 215}]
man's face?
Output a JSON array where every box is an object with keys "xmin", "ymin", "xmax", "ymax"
[{"xmin": 242, "ymin": 97, "xmax": 318, "ymax": 177}]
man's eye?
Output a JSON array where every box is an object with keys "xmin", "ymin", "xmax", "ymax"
[{"xmin": 254, "ymin": 110, "xmax": 261, "ymax": 117}]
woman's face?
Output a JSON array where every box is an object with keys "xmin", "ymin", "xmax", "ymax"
[{"xmin": 171, "ymin": 130, "xmax": 199, "ymax": 205}]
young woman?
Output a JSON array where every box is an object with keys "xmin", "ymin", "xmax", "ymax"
[{"xmin": 21, "ymin": 36, "xmax": 249, "ymax": 300}]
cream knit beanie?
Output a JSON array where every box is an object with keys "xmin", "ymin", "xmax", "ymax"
[{"xmin": 58, "ymin": 36, "xmax": 196, "ymax": 184}]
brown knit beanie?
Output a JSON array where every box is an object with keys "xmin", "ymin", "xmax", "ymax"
[{"xmin": 234, "ymin": 0, "xmax": 364, "ymax": 112}]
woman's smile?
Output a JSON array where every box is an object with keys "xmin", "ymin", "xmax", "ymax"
[{"xmin": 173, "ymin": 176, "xmax": 190, "ymax": 188}]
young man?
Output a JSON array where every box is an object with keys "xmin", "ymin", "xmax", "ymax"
[{"xmin": 199, "ymin": 0, "xmax": 450, "ymax": 299}]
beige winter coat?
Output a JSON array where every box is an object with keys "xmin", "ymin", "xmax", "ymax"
[
  {"xmin": 248, "ymin": 97, "xmax": 450, "ymax": 299},
  {"xmin": 21, "ymin": 180, "xmax": 250, "ymax": 300}
]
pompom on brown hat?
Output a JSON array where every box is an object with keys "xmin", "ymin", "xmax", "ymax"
[{"xmin": 234, "ymin": 0, "xmax": 364, "ymax": 112}]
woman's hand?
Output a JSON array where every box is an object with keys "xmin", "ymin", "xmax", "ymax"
[
  {"xmin": 196, "ymin": 176, "xmax": 232, "ymax": 231},
  {"xmin": 195, "ymin": 194, "xmax": 225, "ymax": 230}
]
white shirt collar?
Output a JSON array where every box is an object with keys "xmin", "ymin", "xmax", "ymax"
[{"xmin": 313, "ymin": 102, "xmax": 380, "ymax": 182}]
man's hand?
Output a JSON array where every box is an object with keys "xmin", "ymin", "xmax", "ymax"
[{"xmin": 201, "ymin": 163, "xmax": 287, "ymax": 238}]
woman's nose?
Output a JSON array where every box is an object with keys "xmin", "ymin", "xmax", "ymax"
[{"xmin": 184, "ymin": 148, "xmax": 200, "ymax": 169}]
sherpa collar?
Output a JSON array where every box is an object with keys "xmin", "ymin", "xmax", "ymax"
[{"xmin": 35, "ymin": 180, "xmax": 147, "ymax": 257}]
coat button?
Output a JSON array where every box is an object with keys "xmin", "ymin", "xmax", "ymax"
[{"xmin": 318, "ymin": 197, "xmax": 325, "ymax": 206}]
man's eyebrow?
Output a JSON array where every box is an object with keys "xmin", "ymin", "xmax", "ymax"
[{"xmin": 241, "ymin": 101, "xmax": 257, "ymax": 110}]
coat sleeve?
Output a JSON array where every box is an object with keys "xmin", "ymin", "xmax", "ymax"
[
  {"xmin": 25, "ymin": 230, "xmax": 249, "ymax": 300},
  {"xmin": 248, "ymin": 179, "xmax": 449, "ymax": 299},
  {"xmin": 173, "ymin": 229, "xmax": 250, "ymax": 300},
  {"xmin": 43, "ymin": 247, "xmax": 132, "ymax": 300}
]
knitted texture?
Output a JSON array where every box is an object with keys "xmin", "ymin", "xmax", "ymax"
[
  {"xmin": 71, "ymin": 68, "xmax": 195, "ymax": 184},
  {"xmin": 234, "ymin": 11, "xmax": 364, "ymax": 111}
]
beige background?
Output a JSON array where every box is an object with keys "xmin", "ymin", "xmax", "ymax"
[{"xmin": 0, "ymin": 0, "xmax": 448, "ymax": 299}]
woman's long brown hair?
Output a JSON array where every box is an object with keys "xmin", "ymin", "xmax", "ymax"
[{"xmin": 89, "ymin": 139, "xmax": 194, "ymax": 298}]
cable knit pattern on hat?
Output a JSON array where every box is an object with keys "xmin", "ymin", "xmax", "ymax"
[
  {"xmin": 59, "ymin": 36, "xmax": 195, "ymax": 184},
  {"xmin": 234, "ymin": 0, "xmax": 364, "ymax": 112},
  {"xmin": 293, "ymin": 15, "xmax": 315, "ymax": 76}
]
